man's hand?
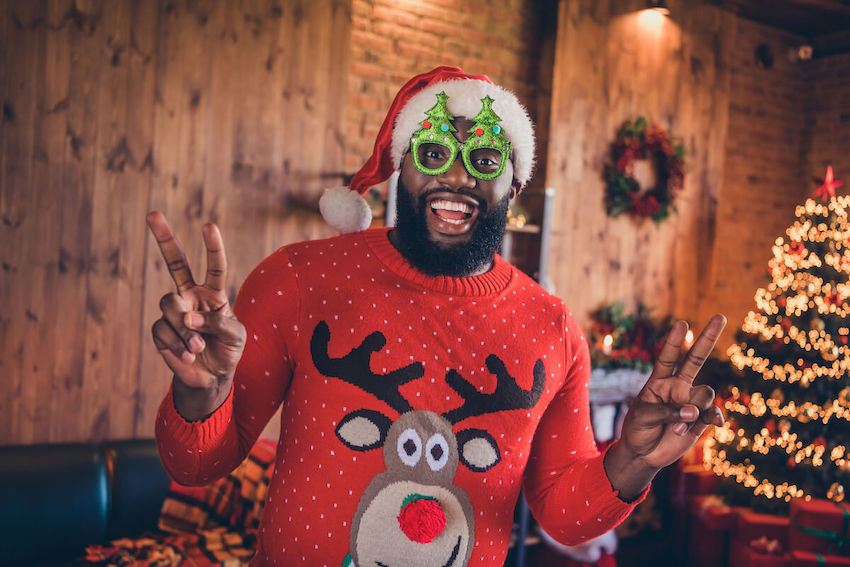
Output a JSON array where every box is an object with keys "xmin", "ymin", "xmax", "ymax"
[
  {"xmin": 147, "ymin": 211, "xmax": 246, "ymax": 420},
  {"xmin": 604, "ymin": 314, "xmax": 727, "ymax": 500}
]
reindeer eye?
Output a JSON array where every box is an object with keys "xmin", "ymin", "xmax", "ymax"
[
  {"xmin": 397, "ymin": 428, "xmax": 422, "ymax": 467},
  {"xmin": 425, "ymin": 434, "xmax": 450, "ymax": 471}
]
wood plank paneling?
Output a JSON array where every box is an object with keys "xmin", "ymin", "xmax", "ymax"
[
  {"xmin": 544, "ymin": 0, "xmax": 735, "ymax": 337},
  {"xmin": 1, "ymin": 0, "xmax": 350, "ymax": 445}
]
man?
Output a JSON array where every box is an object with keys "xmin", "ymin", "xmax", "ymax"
[{"xmin": 148, "ymin": 66, "xmax": 725, "ymax": 567}]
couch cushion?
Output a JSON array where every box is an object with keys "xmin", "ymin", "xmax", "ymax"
[
  {"xmin": 0, "ymin": 442, "xmax": 109, "ymax": 563},
  {"xmin": 101, "ymin": 438, "xmax": 171, "ymax": 540}
]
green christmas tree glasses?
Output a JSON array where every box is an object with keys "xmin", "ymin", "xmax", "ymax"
[{"xmin": 409, "ymin": 92, "xmax": 512, "ymax": 180}]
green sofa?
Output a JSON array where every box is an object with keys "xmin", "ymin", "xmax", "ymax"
[{"xmin": 0, "ymin": 439, "xmax": 170, "ymax": 566}]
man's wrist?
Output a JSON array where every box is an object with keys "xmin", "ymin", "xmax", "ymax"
[
  {"xmin": 603, "ymin": 441, "xmax": 659, "ymax": 502},
  {"xmin": 172, "ymin": 376, "xmax": 232, "ymax": 422}
]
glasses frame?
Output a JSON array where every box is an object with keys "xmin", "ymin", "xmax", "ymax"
[{"xmin": 410, "ymin": 132, "xmax": 512, "ymax": 181}]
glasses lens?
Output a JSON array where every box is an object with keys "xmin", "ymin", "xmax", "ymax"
[
  {"xmin": 468, "ymin": 147, "xmax": 504, "ymax": 177},
  {"xmin": 416, "ymin": 143, "xmax": 453, "ymax": 173}
]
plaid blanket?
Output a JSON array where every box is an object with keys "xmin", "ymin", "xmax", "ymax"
[{"xmin": 84, "ymin": 439, "xmax": 276, "ymax": 567}]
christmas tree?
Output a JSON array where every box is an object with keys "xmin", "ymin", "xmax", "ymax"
[{"xmin": 704, "ymin": 166, "xmax": 850, "ymax": 513}]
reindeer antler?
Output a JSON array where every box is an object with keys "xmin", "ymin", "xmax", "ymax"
[
  {"xmin": 443, "ymin": 355, "xmax": 545, "ymax": 425},
  {"xmin": 310, "ymin": 321, "xmax": 424, "ymax": 414}
]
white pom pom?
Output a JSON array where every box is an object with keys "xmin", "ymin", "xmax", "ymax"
[{"xmin": 319, "ymin": 187, "xmax": 373, "ymax": 234}]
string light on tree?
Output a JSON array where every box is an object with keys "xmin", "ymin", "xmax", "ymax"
[{"xmin": 706, "ymin": 167, "xmax": 850, "ymax": 512}]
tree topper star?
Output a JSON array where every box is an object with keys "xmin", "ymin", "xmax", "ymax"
[{"xmin": 813, "ymin": 165, "xmax": 843, "ymax": 201}]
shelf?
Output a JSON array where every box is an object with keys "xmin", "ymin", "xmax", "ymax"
[{"xmin": 506, "ymin": 223, "xmax": 541, "ymax": 234}]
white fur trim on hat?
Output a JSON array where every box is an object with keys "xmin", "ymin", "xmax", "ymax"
[
  {"xmin": 391, "ymin": 79, "xmax": 536, "ymax": 188},
  {"xmin": 319, "ymin": 186, "xmax": 372, "ymax": 234}
]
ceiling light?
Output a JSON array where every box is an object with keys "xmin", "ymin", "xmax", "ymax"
[{"xmin": 648, "ymin": 0, "xmax": 670, "ymax": 16}]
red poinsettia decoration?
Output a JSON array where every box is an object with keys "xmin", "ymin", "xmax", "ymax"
[
  {"xmin": 588, "ymin": 303, "xmax": 674, "ymax": 372},
  {"xmin": 788, "ymin": 242, "xmax": 805, "ymax": 255}
]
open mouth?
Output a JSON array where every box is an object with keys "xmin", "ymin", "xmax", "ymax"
[{"xmin": 426, "ymin": 192, "xmax": 481, "ymax": 235}]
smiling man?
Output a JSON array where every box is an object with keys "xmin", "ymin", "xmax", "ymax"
[
  {"xmin": 148, "ymin": 66, "xmax": 726, "ymax": 567},
  {"xmin": 390, "ymin": 113, "xmax": 512, "ymax": 278}
]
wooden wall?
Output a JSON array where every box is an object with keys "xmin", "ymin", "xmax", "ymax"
[
  {"xmin": 543, "ymin": 0, "xmax": 849, "ymax": 350},
  {"xmin": 0, "ymin": 0, "xmax": 350, "ymax": 445},
  {"xmin": 804, "ymin": 36, "xmax": 850, "ymax": 188},
  {"xmin": 709, "ymin": 18, "xmax": 809, "ymax": 349},
  {"xmin": 544, "ymin": 0, "xmax": 736, "ymax": 339},
  {"xmin": 3, "ymin": 0, "xmax": 848, "ymax": 445}
]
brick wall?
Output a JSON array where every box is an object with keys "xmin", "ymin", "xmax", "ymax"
[
  {"xmin": 804, "ymin": 44, "xmax": 850, "ymax": 187},
  {"xmin": 345, "ymin": 0, "xmax": 546, "ymax": 176},
  {"xmin": 712, "ymin": 18, "xmax": 810, "ymax": 348}
]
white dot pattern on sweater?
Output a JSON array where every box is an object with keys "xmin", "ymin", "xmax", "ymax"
[{"xmin": 155, "ymin": 232, "xmax": 634, "ymax": 565}]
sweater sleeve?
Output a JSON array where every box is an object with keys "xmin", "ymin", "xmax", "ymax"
[
  {"xmin": 155, "ymin": 247, "xmax": 298, "ymax": 485},
  {"xmin": 522, "ymin": 310, "xmax": 648, "ymax": 545}
]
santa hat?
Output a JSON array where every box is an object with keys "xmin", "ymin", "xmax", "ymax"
[{"xmin": 319, "ymin": 66, "xmax": 536, "ymax": 234}]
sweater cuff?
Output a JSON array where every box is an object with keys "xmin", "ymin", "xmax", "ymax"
[
  {"xmin": 156, "ymin": 382, "xmax": 235, "ymax": 451},
  {"xmin": 596, "ymin": 442, "xmax": 651, "ymax": 510}
]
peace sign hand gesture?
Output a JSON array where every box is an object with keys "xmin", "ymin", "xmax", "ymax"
[
  {"xmin": 147, "ymin": 212, "xmax": 246, "ymax": 420},
  {"xmin": 604, "ymin": 314, "xmax": 727, "ymax": 500}
]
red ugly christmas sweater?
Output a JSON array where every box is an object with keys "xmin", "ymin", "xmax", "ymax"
[{"xmin": 156, "ymin": 227, "xmax": 645, "ymax": 567}]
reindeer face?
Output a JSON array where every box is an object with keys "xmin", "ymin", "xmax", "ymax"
[
  {"xmin": 311, "ymin": 320, "xmax": 545, "ymax": 567},
  {"xmin": 384, "ymin": 412, "xmax": 459, "ymax": 480},
  {"xmin": 339, "ymin": 411, "xmax": 475, "ymax": 567}
]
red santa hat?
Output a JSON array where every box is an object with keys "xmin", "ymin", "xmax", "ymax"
[{"xmin": 319, "ymin": 66, "xmax": 536, "ymax": 234}]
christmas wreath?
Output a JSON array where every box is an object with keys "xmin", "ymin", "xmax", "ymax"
[{"xmin": 604, "ymin": 117, "xmax": 686, "ymax": 223}]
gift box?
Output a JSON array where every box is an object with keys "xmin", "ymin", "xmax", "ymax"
[
  {"xmin": 733, "ymin": 546, "xmax": 790, "ymax": 567},
  {"xmin": 737, "ymin": 510, "xmax": 791, "ymax": 549},
  {"xmin": 789, "ymin": 498, "xmax": 850, "ymax": 556},
  {"xmin": 730, "ymin": 512, "xmax": 791, "ymax": 567},
  {"xmin": 672, "ymin": 463, "xmax": 719, "ymax": 507},
  {"xmin": 689, "ymin": 495, "xmax": 740, "ymax": 567},
  {"xmin": 789, "ymin": 550, "xmax": 850, "ymax": 566}
]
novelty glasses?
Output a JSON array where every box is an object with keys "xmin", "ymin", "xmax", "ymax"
[{"xmin": 409, "ymin": 93, "xmax": 512, "ymax": 181}]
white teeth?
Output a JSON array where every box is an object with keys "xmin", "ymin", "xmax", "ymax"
[{"xmin": 430, "ymin": 199, "xmax": 473, "ymax": 213}]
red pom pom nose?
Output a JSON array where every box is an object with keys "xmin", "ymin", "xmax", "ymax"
[{"xmin": 397, "ymin": 494, "xmax": 446, "ymax": 544}]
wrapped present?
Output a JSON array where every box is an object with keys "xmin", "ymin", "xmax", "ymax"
[
  {"xmin": 689, "ymin": 495, "xmax": 740, "ymax": 567},
  {"xmin": 729, "ymin": 512, "xmax": 791, "ymax": 567},
  {"xmin": 672, "ymin": 463, "xmax": 719, "ymax": 508},
  {"xmin": 732, "ymin": 545, "xmax": 790, "ymax": 567},
  {"xmin": 737, "ymin": 510, "xmax": 791, "ymax": 549},
  {"xmin": 789, "ymin": 498, "xmax": 850, "ymax": 556},
  {"xmin": 789, "ymin": 550, "xmax": 850, "ymax": 566}
]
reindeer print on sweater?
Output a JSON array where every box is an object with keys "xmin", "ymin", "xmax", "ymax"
[
  {"xmin": 155, "ymin": 228, "xmax": 644, "ymax": 567},
  {"xmin": 311, "ymin": 320, "xmax": 544, "ymax": 566}
]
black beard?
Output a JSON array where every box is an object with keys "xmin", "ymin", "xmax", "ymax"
[{"xmin": 392, "ymin": 179, "xmax": 509, "ymax": 277}]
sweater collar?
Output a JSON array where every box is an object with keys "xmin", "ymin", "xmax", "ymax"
[{"xmin": 363, "ymin": 227, "xmax": 514, "ymax": 296}]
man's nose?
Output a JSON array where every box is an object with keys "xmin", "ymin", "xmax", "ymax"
[{"xmin": 437, "ymin": 156, "xmax": 475, "ymax": 189}]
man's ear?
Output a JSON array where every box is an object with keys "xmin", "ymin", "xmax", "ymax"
[{"xmin": 509, "ymin": 179, "xmax": 522, "ymax": 200}]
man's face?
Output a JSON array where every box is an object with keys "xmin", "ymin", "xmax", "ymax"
[{"xmin": 392, "ymin": 117, "xmax": 516, "ymax": 277}]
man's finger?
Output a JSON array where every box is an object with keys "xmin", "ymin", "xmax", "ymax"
[
  {"xmin": 184, "ymin": 311, "xmax": 246, "ymax": 347},
  {"xmin": 681, "ymin": 406, "xmax": 724, "ymax": 438},
  {"xmin": 677, "ymin": 314, "xmax": 727, "ymax": 384},
  {"xmin": 147, "ymin": 211, "xmax": 196, "ymax": 293},
  {"xmin": 152, "ymin": 318, "xmax": 196, "ymax": 364},
  {"xmin": 648, "ymin": 320, "xmax": 688, "ymax": 382},
  {"xmin": 689, "ymin": 384, "xmax": 717, "ymax": 416},
  {"xmin": 159, "ymin": 293, "xmax": 205, "ymax": 354},
  {"xmin": 630, "ymin": 399, "xmax": 699, "ymax": 428},
  {"xmin": 202, "ymin": 223, "xmax": 227, "ymax": 292}
]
